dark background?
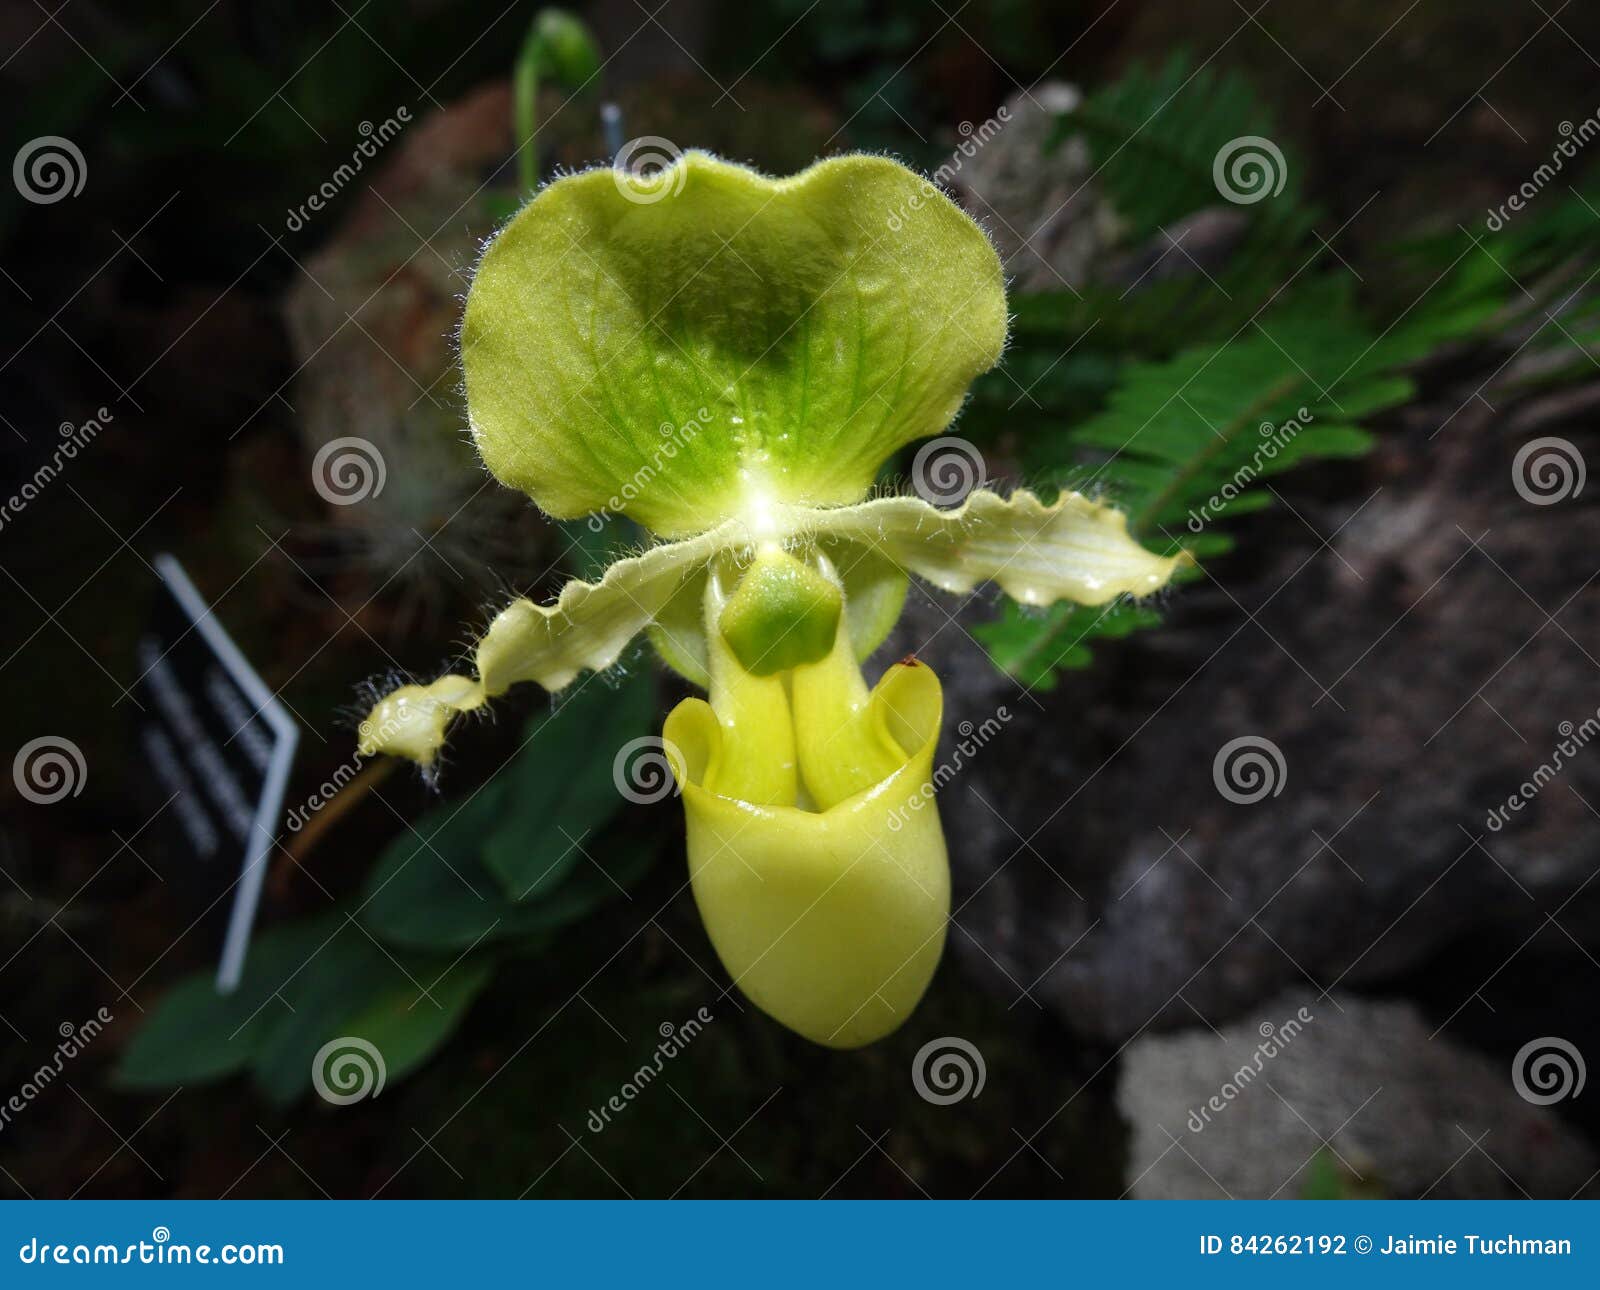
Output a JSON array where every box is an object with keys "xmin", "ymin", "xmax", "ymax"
[{"xmin": 1, "ymin": 0, "xmax": 1597, "ymax": 1199}]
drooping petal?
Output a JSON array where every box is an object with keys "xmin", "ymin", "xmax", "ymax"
[
  {"xmin": 665, "ymin": 660, "xmax": 948, "ymax": 1049},
  {"xmin": 358, "ymin": 522, "xmax": 739, "ymax": 764},
  {"xmin": 462, "ymin": 152, "xmax": 1007, "ymax": 537},
  {"xmin": 802, "ymin": 487, "xmax": 1192, "ymax": 606}
]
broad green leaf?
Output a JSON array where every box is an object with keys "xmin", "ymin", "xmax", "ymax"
[
  {"xmin": 250, "ymin": 923, "xmax": 399, "ymax": 1106},
  {"xmin": 462, "ymin": 152, "xmax": 1006, "ymax": 537},
  {"xmin": 481, "ymin": 672, "xmax": 652, "ymax": 899},
  {"xmin": 338, "ymin": 960, "xmax": 495, "ymax": 1085},
  {"xmin": 361, "ymin": 775, "xmax": 653, "ymax": 951},
  {"xmin": 249, "ymin": 920, "xmax": 493, "ymax": 1107},
  {"xmin": 112, "ymin": 917, "xmax": 338, "ymax": 1090}
]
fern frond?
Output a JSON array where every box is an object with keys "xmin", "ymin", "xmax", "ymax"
[
  {"xmin": 975, "ymin": 306, "xmax": 1406, "ymax": 687},
  {"xmin": 1052, "ymin": 51, "xmax": 1296, "ymax": 240}
]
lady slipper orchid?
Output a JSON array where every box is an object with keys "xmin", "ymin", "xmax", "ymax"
[{"xmin": 358, "ymin": 151, "xmax": 1187, "ymax": 1047}]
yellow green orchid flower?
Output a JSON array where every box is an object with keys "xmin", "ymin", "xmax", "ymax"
[{"xmin": 358, "ymin": 151, "xmax": 1187, "ymax": 1047}]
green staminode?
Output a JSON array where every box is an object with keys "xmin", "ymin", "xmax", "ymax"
[{"xmin": 718, "ymin": 550, "xmax": 842, "ymax": 677}]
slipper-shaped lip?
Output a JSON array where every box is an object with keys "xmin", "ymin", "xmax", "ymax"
[{"xmin": 664, "ymin": 662, "xmax": 950, "ymax": 1049}]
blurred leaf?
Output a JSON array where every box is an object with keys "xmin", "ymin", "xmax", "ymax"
[
  {"xmin": 1004, "ymin": 204, "xmax": 1320, "ymax": 359},
  {"xmin": 361, "ymin": 676, "xmax": 658, "ymax": 951},
  {"xmin": 1057, "ymin": 51, "xmax": 1296, "ymax": 240},
  {"xmin": 340, "ymin": 961, "xmax": 496, "ymax": 1085},
  {"xmin": 481, "ymin": 672, "xmax": 652, "ymax": 899},
  {"xmin": 975, "ymin": 598, "xmax": 1164, "ymax": 689},
  {"xmin": 515, "ymin": 8, "xmax": 603, "ymax": 193},
  {"xmin": 112, "ymin": 918, "xmax": 337, "ymax": 1090},
  {"xmin": 249, "ymin": 925, "xmax": 492, "ymax": 1107},
  {"xmin": 975, "ymin": 297, "xmax": 1425, "ymax": 687},
  {"xmin": 362, "ymin": 802, "xmax": 652, "ymax": 951}
]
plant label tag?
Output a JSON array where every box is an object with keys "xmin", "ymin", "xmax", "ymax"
[{"xmin": 135, "ymin": 554, "xmax": 298, "ymax": 993}]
